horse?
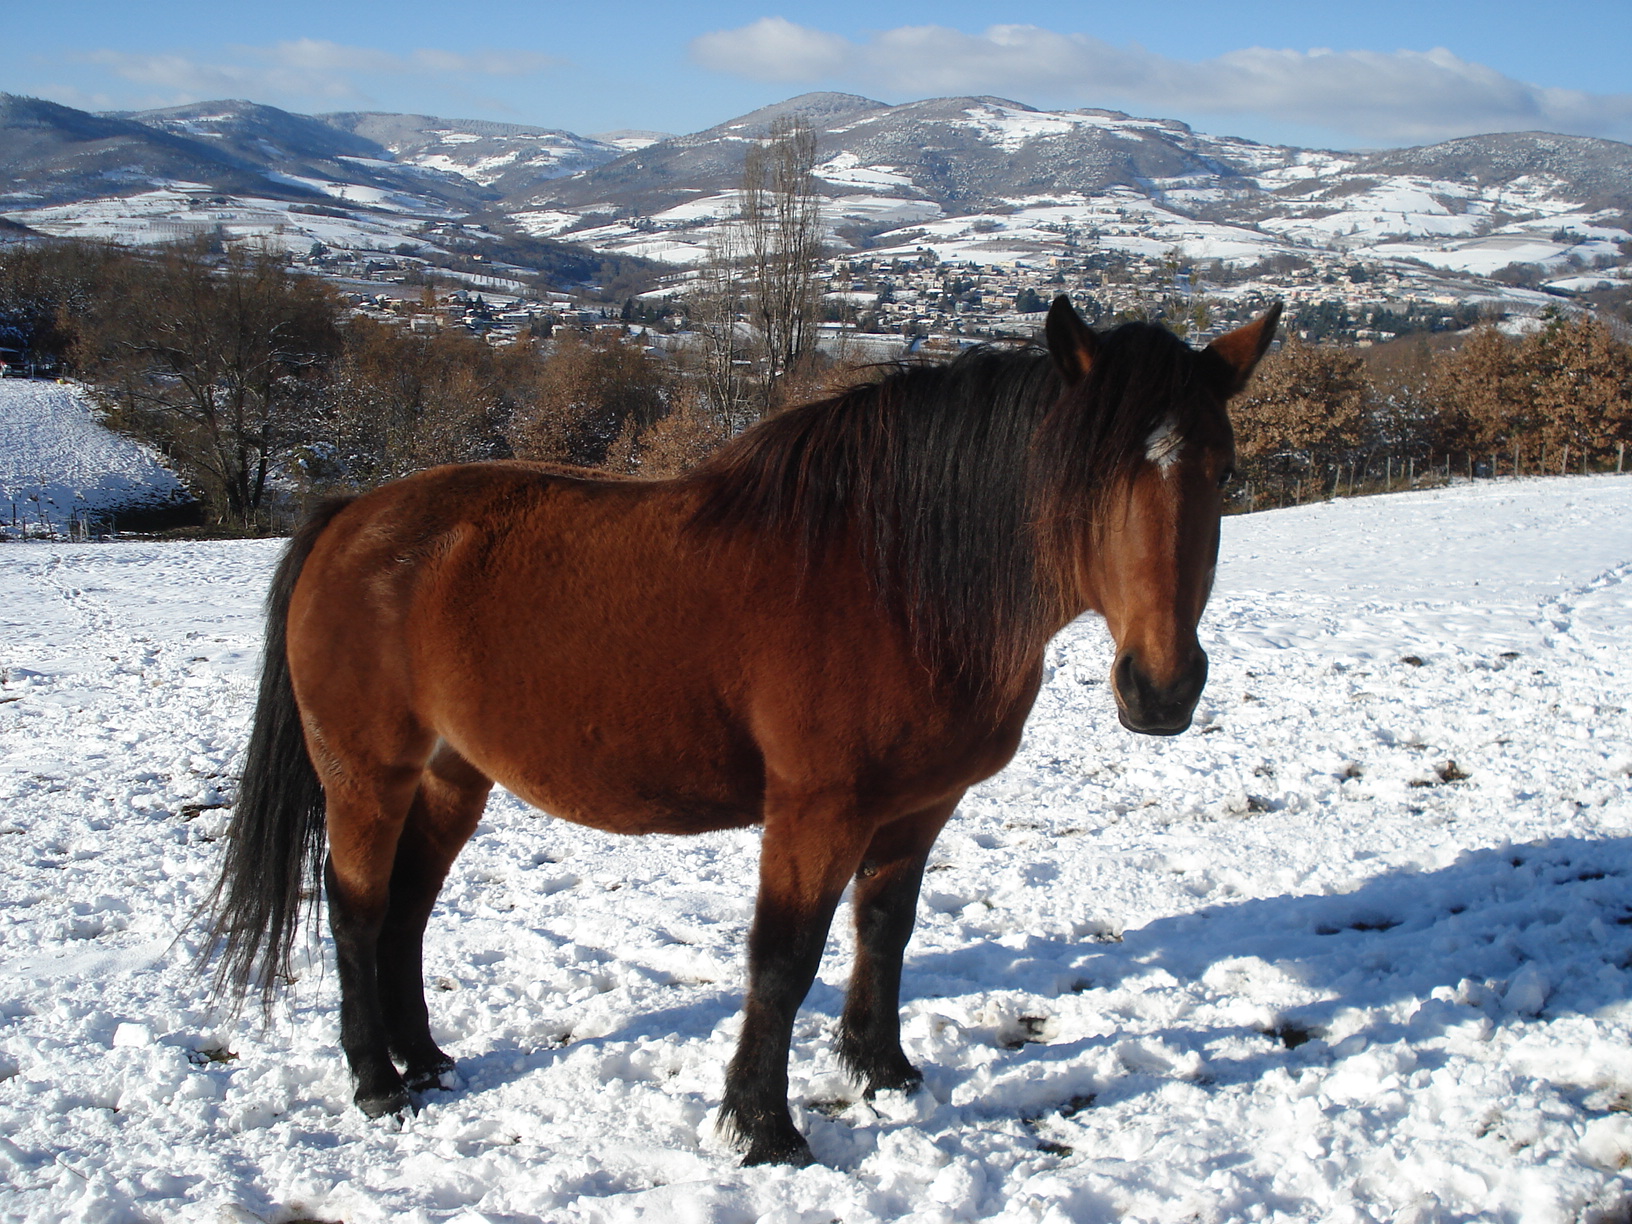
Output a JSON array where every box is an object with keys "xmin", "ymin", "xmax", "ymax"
[{"xmin": 206, "ymin": 295, "xmax": 1280, "ymax": 1166}]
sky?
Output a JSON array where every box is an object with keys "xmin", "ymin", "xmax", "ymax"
[{"xmin": 8, "ymin": 1, "xmax": 1631, "ymax": 150}]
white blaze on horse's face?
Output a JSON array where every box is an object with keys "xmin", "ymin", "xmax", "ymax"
[{"xmin": 1144, "ymin": 416, "xmax": 1184, "ymax": 473}]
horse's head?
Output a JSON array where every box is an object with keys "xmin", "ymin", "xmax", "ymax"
[{"xmin": 1044, "ymin": 297, "xmax": 1280, "ymax": 735}]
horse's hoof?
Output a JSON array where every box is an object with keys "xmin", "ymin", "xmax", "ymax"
[
  {"xmin": 356, "ymin": 1086, "xmax": 413, "ymax": 1119},
  {"xmin": 403, "ymin": 1056, "xmax": 457, "ymax": 1092},
  {"xmin": 740, "ymin": 1134, "xmax": 815, "ymax": 1168},
  {"xmin": 863, "ymin": 1063, "xmax": 924, "ymax": 1100}
]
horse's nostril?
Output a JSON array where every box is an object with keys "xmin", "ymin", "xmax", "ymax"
[
  {"xmin": 1113, "ymin": 652, "xmax": 1137, "ymax": 694},
  {"xmin": 1113, "ymin": 650, "xmax": 1206, "ymax": 735}
]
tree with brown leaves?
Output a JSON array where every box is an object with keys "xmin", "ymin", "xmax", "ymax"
[
  {"xmin": 1230, "ymin": 335, "xmax": 1371, "ymax": 500},
  {"xmin": 506, "ymin": 330, "xmax": 672, "ymax": 469}
]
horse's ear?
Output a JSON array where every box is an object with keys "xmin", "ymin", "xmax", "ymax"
[
  {"xmin": 1045, "ymin": 294, "xmax": 1098, "ymax": 385},
  {"xmin": 1205, "ymin": 303, "xmax": 1282, "ymax": 395}
]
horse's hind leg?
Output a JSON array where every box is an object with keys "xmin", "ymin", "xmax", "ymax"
[
  {"xmin": 377, "ymin": 743, "xmax": 492, "ymax": 1090},
  {"xmin": 323, "ymin": 760, "xmax": 426, "ymax": 1118},
  {"xmin": 837, "ymin": 797, "xmax": 959, "ymax": 1097}
]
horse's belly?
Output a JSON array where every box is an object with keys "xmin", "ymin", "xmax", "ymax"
[
  {"xmin": 441, "ymin": 694, "xmax": 765, "ymax": 837},
  {"xmin": 503, "ymin": 775, "xmax": 761, "ymax": 836}
]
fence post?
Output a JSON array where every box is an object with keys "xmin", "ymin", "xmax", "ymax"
[
  {"xmin": 1619, "ymin": 441, "xmax": 1625, "ymax": 474},
  {"xmin": 1562, "ymin": 443, "xmax": 1569, "ymax": 475}
]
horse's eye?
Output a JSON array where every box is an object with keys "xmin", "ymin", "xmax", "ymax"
[{"xmin": 1217, "ymin": 466, "xmax": 1235, "ymax": 489}]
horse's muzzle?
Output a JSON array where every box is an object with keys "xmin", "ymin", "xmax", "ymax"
[{"xmin": 1112, "ymin": 650, "xmax": 1208, "ymax": 736}]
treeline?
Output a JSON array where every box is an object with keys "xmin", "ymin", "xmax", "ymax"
[
  {"xmin": 1228, "ymin": 315, "xmax": 1632, "ymax": 509},
  {"xmin": 0, "ymin": 240, "xmax": 718, "ymax": 530},
  {"xmin": 3, "ymin": 238, "xmax": 1628, "ymax": 531}
]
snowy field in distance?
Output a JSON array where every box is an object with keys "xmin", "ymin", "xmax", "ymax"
[
  {"xmin": 1, "ymin": 476, "xmax": 1630, "ymax": 1223},
  {"xmin": 0, "ymin": 381, "xmax": 190, "ymax": 536}
]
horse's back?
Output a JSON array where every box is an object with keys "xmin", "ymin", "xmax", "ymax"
[{"xmin": 286, "ymin": 462, "xmax": 774, "ymax": 830}]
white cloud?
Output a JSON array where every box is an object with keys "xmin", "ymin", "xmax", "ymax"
[
  {"xmin": 690, "ymin": 17, "xmax": 850, "ymax": 81},
  {"xmin": 688, "ymin": 19, "xmax": 1632, "ymax": 144},
  {"xmin": 73, "ymin": 39, "xmax": 560, "ymax": 109}
]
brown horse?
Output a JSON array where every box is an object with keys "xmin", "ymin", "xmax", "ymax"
[{"xmin": 207, "ymin": 296, "xmax": 1279, "ymax": 1166}]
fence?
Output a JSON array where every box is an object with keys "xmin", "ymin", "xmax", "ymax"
[{"xmin": 1230, "ymin": 439, "xmax": 1629, "ymax": 514}]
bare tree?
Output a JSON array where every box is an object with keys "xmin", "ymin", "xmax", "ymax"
[
  {"xmin": 76, "ymin": 242, "xmax": 340, "ymax": 527},
  {"xmin": 740, "ymin": 115, "xmax": 824, "ymax": 416},
  {"xmin": 688, "ymin": 221, "xmax": 756, "ymax": 431},
  {"xmin": 319, "ymin": 318, "xmax": 515, "ymax": 489}
]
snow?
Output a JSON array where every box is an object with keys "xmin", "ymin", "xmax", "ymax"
[
  {"xmin": 817, "ymin": 154, "xmax": 920, "ymax": 193},
  {"xmin": 3, "ymin": 188, "xmax": 453, "ymax": 257},
  {"xmin": 413, "ymin": 151, "xmax": 525, "ymax": 183},
  {"xmin": 1368, "ymin": 235, "xmax": 1575, "ymax": 278},
  {"xmin": 1, "ymin": 475, "xmax": 1631, "ymax": 1222},
  {"xmin": 0, "ymin": 380, "xmax": 189, "ymax": 536},
  {"xmin": 849, "ymin": 190, "xmax": 1282, "ymax": 270},
  {"xmin": 589, "ymin": 132, "xmax": 672, "ymax": 154},
  {"xmin": 828, "ymin": 196, "xmax": 943, "ymax": 226},
  {"xmin": 952, "ymin": 104, "xmax": 1172, "ymax": 153},
  {"xmin": 511, "ymin": 209, "xmax": 589, "ymax": 239},
  {"xmin": 1548, "ymin": 276, "xmax": 1624, "ymax": 294}
]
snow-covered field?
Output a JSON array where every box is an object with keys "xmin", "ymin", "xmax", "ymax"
[
  {"xmin": 0, "ymin": 381, "xmax": 190, "ymax": 537},
  {"xmin": 2, "ymin": 476, "xmax": 1630, "ymax": 1223}
]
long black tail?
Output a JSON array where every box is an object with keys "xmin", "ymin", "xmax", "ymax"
[{"xmin": 204, "ymin": 497, "xmax": 354, "ymax": 1012}]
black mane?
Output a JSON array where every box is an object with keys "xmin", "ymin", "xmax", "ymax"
[{"xmin": 690, "ymin": 323, "xmax": 1228, "ymax": 693}]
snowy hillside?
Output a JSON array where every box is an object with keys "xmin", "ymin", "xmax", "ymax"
[
  {"xmin": 1, "ymin": 476, "xmax": 1630, "ymax": 1222},
  {"xmin": 0, "ymin": 380, "xmax": 193, "ymax": 536},
  {"xmin": 521, "ymin": 95, "xmax": 1632, "ymax": 279},
  {"xmin": 319, "ymin": 111, "xmax": 625, "ymax": 195},
  {"xmin": 4, "ymin": 91, "xmax": 1628, "ymax": 299}
]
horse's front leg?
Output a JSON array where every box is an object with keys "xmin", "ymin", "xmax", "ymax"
[
  {"xmin": 720, "ymin": 799, "xmax": 873, "ymax": 1167},
  {"xmin": 837, "ymin": 797, "xmax": 959, "ymax": 1096}
]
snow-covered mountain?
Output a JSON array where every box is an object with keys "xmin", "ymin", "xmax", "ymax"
[
  {"xmin": 0, "ymin": 94, "xmax": 304, "ymax": 211},
  {"xmin": 1, "ymin": 91, "xmax": 1628, "ymax": 294},
  {"xmin": 319, "ymin": 111, "xmax": 627, "ymax": 196},
  {"xmin": 522, "ymin": 93, "xmax": 1632, "ymax": 276},
  {"xmin": 120, "ymin": 99, "xmax": 495, "ymax": 213}
]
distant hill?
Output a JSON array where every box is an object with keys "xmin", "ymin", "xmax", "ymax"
[
  {"xmin": 0, "ymin": 90, "xmax": 1627, "ymax": 296},
  {"xmin": 320, "ymin": 111, "xmax": 622, "ymax": 199},
  {"xmin": 0, "ymin": 93, "xmax": 290, "ymax": 210},
  {"xmin": 126, "ymin": 100, "xmax": 495, "ymax": 212}
]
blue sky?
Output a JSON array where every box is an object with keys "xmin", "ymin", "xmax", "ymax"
[{"xmin": 10, "ymin": 1, "xmax": 1631, "ymax": 148}]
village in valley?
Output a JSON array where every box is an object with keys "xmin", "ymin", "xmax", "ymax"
[{"xmin": 324, "ymin": 241, "xmax": 1529, "ymax": 358}]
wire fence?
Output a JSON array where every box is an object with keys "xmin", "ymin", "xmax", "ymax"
[{"xmin": 1229, "ymin": 440, "xmax": 1629, "ymax": 513}]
